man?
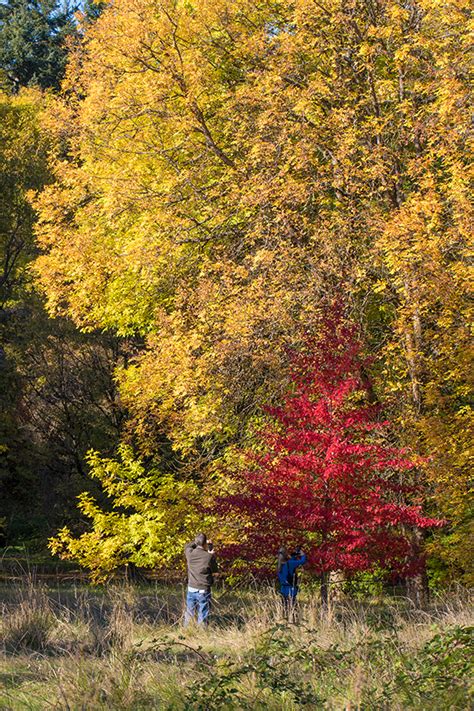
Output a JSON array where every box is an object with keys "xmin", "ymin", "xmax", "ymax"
[
  {"xmin": 184, "ymin": 533, "xmax": 218, "ymax": 625},
  {"xmin": 277, "ymin": 546, "xmax": 306, "ymax": 620}
]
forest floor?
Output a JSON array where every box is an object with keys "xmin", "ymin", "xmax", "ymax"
[{"xmin": 0, "ymin": 580, "xmax": 472, "ymax": 710}]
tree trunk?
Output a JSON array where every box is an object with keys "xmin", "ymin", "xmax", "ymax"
[
  {"xmin": 402, "ymin": 276, "xmax": 429, "ymax": 607},
  {"xmin": 406, "ymin": 571, "xmax": 429, "ymax": 609},
  {"xmin": 329, "ymin": 570, "xmax": 346, "ymax": 603},
  {"xmin": 406, "ymin": 529, "xmax": 429, "ymax": 608}
]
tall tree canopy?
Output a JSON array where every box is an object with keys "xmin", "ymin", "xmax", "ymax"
[
  {"xmin": 0, "ymin": 89, "xmax": 49, "ymax": 303},
  {"xmin": 34, "ymin": 0, "xmax": 472, "ymax": 582}
]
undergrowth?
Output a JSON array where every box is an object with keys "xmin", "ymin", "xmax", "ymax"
[{"xmin": 0, "ymin": 584, "xmax": 472, "ymax": 710}]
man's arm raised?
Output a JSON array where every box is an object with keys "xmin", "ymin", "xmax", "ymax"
[{"xmin": 184, "ymin": 541, "xmax": 196, "ymax": 562}]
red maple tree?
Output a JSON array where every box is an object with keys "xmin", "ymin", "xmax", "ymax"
[{"xmin": 218, "ymin": 313, "xmax": 443, "ymax": 603}]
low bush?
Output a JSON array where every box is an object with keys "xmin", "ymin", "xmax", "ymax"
[{"xmin": 1, "ymin": 592, "xmax": 55, "ymax": 654}]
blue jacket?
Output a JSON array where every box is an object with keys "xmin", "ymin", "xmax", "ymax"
[{"xmin": 278, "ymin": 552, "xmax": 306, "ymax": 591}]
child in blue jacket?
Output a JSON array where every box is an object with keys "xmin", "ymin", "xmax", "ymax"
[{"xmin": 277, "ymin": 546, "xmax": 306, "ymax": 618}]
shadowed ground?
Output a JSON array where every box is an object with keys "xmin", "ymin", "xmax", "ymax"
[{"xmin": 0, "ymin": 579, "xmax": 472, "ymax": 710}]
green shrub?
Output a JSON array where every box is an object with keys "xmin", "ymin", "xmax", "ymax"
[{"xmin": 388, "ymin": 625, "xmax": 474, "ymax": 710}]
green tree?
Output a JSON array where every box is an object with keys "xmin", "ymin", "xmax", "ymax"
[
  {"xmin": 0, "ymin": 89, "xmax": 125, "ymax": 548},
  {"xmin": 50, "ymin": 445, "xmax": 213, "ymax": 582}
]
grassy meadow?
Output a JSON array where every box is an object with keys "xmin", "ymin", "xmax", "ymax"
[{"xmin": 0, "ymin": 578, "xmax": 472, "ymax": 710}]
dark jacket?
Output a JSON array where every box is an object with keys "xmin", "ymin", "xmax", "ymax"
[
  {"xmin": 277, "ymin": 553, "xmax": 306, "ymax": 590},
  {"xmin": 184, "ymin": 543, "xmax": 218, "ymax": 590}
]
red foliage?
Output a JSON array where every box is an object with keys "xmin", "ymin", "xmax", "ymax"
[{"xmin": 217, "ymin": 313, "xmax": 444, "ymax": 577}]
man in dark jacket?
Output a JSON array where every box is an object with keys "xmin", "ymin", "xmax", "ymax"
[{"xmin": 184, "ymin": 533, "xmax": 218, "ymax": 625}]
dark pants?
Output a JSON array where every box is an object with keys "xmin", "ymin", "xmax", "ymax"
[
  {"xmin": 280, "ymin": 585, "xmax": 298, "ymax": 621},
  {"xmin": 185, "ymin": 589, "xmax": 211, "ymax": 625}
]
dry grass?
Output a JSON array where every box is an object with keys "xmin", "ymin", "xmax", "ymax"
[{"xmin": 0, "ymin": 582, "xmax": 472, "ymax": 710}]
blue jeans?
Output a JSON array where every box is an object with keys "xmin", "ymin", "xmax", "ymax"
[{"xmin": 185, "ymin": 589, "xmax": 211, "ymax": 625}]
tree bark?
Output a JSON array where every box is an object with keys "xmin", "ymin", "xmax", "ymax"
[
  {"xmin": 329, "ymin": 570, "xmax": 346, "ymax": 603},
  {"xmin": 406, "ymin": 529, "xmax": 429, "ymax": 608},
  {"xmin": 403, "ymin": 275, "xmax": 430, "ymax": 606}
]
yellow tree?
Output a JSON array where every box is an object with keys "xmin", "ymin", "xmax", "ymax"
[{"xmin": 35, "ymin": 0, "xmax": 472, "ymax": 580}]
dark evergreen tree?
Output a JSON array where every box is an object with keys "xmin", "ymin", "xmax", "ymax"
[
  {"xmin": 0, "ymin": 0, "xmax": 77, "ymax": 92},
  {"xmin": 81, "ymin": 0, "xmax": 106, "ymax": 25}
]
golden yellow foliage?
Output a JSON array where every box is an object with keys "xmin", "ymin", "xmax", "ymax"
[{"xmin": 37, "ymin": 0, "xmax": 472, "ymax": 579}]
